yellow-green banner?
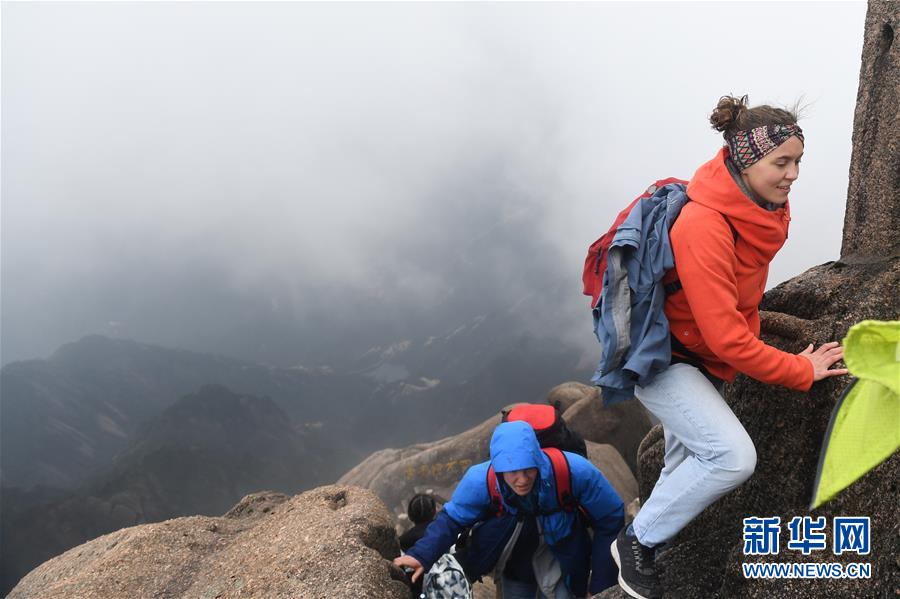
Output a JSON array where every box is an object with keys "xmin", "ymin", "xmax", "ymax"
[{"xmin": 811, "ymin": 320, "xmax": 900, "ymax": 509}]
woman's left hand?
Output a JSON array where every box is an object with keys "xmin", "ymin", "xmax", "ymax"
[{"xmin": 798, "ymin": 341, "xmax": 849, "ymax": 381}]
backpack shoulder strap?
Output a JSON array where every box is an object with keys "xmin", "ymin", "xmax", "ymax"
[
  {"xmin": 542, "ymin": 447, "xmax": 576, "ymax": 512},
  {"xmin": 544, "ymin": 448, "xmax": 593, "ymax": 520},
  {"xmin": 486, "ymin": 466, "xmax": 504, "ymax": 517},
  {"xmin": 665, "ymin": 210, "xmax": 738, "ymax": 297}
]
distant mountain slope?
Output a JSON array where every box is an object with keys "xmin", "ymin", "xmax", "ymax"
[
  {"xmin": 0, "ymin": 385, "xmax": 324, "ymax": 596},
  {"xmin": 92, "ymin": 384, "xmax": 327, "ymax": 516},
  {"xmin": 0, "ymin": 335, "xmax": 373, "ymax": 489},
  {"xmin": 355, "ymin": 332, "xmax": 587, "ymax": 449},
  {"xmin": 348, "ymin": 289, "xmax": 588, "ymax": 386},
  {"xmin": 2, "ymin": 322, "xmax": 594, "ymax": 490}
]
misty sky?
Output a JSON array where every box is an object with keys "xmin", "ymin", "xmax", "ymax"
[{"xmin": 1, "ymin": 2, "xmax": 867, "ymax": 366}]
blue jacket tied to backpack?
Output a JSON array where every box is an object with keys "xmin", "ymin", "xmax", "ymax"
[
  {"xmin": 405, "ymin": 422, "xmax": 624, "ymax": 596},
  {"xmin": 591, "ymin": 183, "xmax": 689, "ymax": 405}
]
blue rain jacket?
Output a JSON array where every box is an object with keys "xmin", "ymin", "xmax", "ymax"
[
  {"xmin": 591, "ymin": 183, "xmax": 688, "ymax": 404},
  {"xmin": 405, "ymin": 422, "xmax": 624, "ymax": 595}
]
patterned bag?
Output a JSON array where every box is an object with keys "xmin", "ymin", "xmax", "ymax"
[{"xmin": 422, "ymin": 552, "xmax": 472, "ymax": 599}]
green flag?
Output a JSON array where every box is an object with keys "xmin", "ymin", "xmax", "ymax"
[{"xmin": 810, "ymin": 320, "xmax": 900, "ymax": 509}]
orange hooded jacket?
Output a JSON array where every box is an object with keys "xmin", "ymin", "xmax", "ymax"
[{"xmin": 663, "ymin": 148, "xmax": 814, "ymax": 391}]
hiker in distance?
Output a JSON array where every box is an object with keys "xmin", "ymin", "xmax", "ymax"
[
  {"xmin": 607, "ymin": 95, "xmax": 849, "ymax": 599},
  {"xmin": 400, "ymin": 493, "xmax": 440, "ymax": 552},
  {"xmin": 393, "ymin": 420, "xmax": 624, "ymax": 598},
  {"xmin": 399, "ymin": 493, "xmax": 439, "ymax": 599}
]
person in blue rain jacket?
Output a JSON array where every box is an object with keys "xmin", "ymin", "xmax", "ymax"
[{"xmin": 393, "ymin": 421, "xmax": 624, "ymax": 598}]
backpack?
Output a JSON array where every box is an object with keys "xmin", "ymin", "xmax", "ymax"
[
  {"xmin": 583, "ymin": 179, "xmax": 738, "ymax": 401},
  {"xmin": 582, "ymin": 177, "xmax": 687, "ymax": 309},
  {"xmin": 502, "ymin": 402, "xmax": 587, "ymax": 457},
  {"xmin": 421, "ymin": 552, "xmax": 473, "ymax": 599},
  {"xmin": 486, "ymin": 403, "xmax": 588, "ymax": 517}
]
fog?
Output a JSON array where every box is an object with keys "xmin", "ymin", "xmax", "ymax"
[{"xmin": 1, "ymin": 2, "xmax": 866, "ymax": 366}]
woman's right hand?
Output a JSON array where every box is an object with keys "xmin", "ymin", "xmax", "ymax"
[
  {"xmin": 798, "ymin": 341, "xmax": 849, "ymax": 381},
  {"xmin": 392, "ymin": 554, "xmax": 424, "ymax": 583}
]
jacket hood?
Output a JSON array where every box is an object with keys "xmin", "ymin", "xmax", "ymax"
[
  {"xmin": 687, "ymin": 147, "xmax": 792, "ymax": 266},
  {"xmin": 489, "ymin": 421, "xmax": 545, "ymax": 473}
]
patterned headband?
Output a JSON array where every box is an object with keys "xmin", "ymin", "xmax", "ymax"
[{"xmin": 726, "ymin": 123, "xmax": 804, "ymax": 170}]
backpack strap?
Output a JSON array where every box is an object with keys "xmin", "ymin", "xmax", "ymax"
[
  {"xmin": 542, "ymin": 447, "xmax": 577, "ymax": 512},
  {"xmin": 664, "ymin": 213, "xmax": 738, "ymax": 296},
  {"xmin": 669, "ymin": 333, "xmax": 726, "ymax": 389},
  {"xmin": 486, "ymin": 466, "xmax": 504, "ymax": 517}
]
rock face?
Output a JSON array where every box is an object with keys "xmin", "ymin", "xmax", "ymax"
[
  {"xmin": 841, "ymin": 0, "xmax": 900, "ymax": 259},
  {"xmin": 338, "ymin": 413, "xmax": 498, "ymax": 514},
  {"xmin": 627, "ymin": 261, "xmax": 899, "ymax": 598},
  {"xmin": 8, "ymin": 486, "xmax": 409, "ymax": 599},
  {"xmin": 549, "ymin": 382, "xmax": 653, "ymax": 475},
  {"xmin": 339, "ymin": 388, "xmax": 644, "ymax": 524}
]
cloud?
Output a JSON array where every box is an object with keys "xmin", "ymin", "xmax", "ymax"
[{"xmin": 1, "ymin": 2, "xmax": 865, "ymax": 364}]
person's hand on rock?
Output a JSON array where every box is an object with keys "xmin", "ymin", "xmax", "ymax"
[
  {"xmin": 798, "ymin": 341, "xmax": 849, "ymax": 381},
  {"xmin": 392, "ymin": 554, "xmax": 424, "ymax": 583}
]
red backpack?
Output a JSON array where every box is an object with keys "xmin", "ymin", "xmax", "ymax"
[
  {"xmin": 486, "ymin": 403, "xmax": 588, "ymax": 517},
  {"xmin": 581, "ymin": 177, "xmax": 689, "ymax": 308}
]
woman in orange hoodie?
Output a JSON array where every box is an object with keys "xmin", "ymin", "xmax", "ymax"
[{"xmin": 609, "ymin": 96, "xmax": 848, "ymax": 599}]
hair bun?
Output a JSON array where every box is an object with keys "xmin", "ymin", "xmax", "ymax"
[{"xmin": 710, "ymin": 94, "xmax": 749, "ymax": 133}]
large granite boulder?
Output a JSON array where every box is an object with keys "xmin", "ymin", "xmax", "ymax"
[
  {"xmin": 553, "ymin": 382, "xmax": 653, "ymax": 475},
  {"xmin": 339, "ymin": 413, "xmax": 497, "ymax": 517},
  {"xmin": 601, "ymin": 267, "xmax": 899, "ymax": 598},
  {"xmin": 8, "ymin": 486, "xmax": 410, "ymax": 599},
  {"xmin": 841, "ymin": 0, "xmax": 900, "ymax": 258}
]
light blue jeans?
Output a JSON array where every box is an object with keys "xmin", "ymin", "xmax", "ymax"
[
  {"xmin": 631, "ymin": 363, "xmax": 757, "ymax": 547},
  {"xmin": 500, "ymin": 576, "xmax": 574, "ymax": 599}
]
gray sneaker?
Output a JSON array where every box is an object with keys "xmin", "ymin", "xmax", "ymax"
[{"xmin": 610, "ymin": 527, "xmax": 662, "ymax": 599}]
